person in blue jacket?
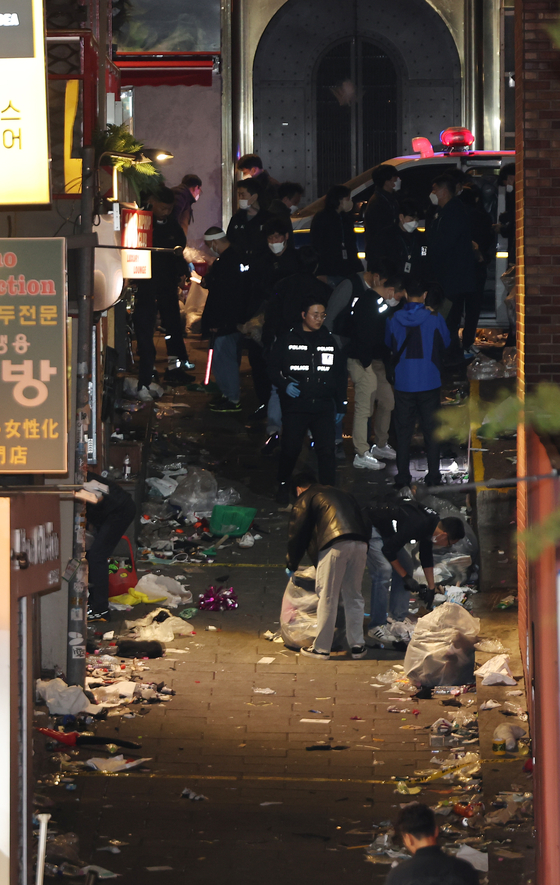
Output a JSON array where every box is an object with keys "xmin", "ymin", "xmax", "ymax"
[{"xmin": 385, "ymin": 277, "xmax": 450, "ymax": 489}]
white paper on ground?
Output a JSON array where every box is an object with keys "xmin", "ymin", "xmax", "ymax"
[
  {"xmin": 456, "ymin": 844, "xmax": 489, "ymax": 872},
  {"xmin": 300, "ymin": 718, "xmax": 331, "ymax": 724},
  {"xmin": 36, "ymin": 678, "xmax": 98, "ymax": 716},
  {"xmin": 86, "ymin": 755, "xmax": 152, "ymax": 772}
]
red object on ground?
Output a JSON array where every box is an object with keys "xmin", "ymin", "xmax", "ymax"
[{"xmin": 108, "ymin": 536, "xmax": 138, "ymax": 598}]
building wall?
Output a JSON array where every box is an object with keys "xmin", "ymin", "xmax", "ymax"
[{"xmin": 133, "ymin": 78, "xmax": 223, "ymax": 247}]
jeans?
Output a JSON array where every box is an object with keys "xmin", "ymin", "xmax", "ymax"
[
  {"xmin": 267, "ymin": 385, "xmax": 282, "ymax": 434},
  {"xmin": 348, "ymin": 357, "xmax": 394, "ymax": 454},
  {"xmin": 366, "ymin": 526, "xmax": 414, "ymax": 627},
  {"xmin": 278, "ymin": 403, "xmax": 336, "ymax": 486},
  {"xmin": 393, "ymin": 387, "xmax": 441, "ymax": 487},
  {"xmin": 212, "ymin": 332, "xmax": 242, "ymax": 402},
  {"xmin": 133, "ymin": 283, "xmax": 189, "ymax": 388},
  {"xmin": 313, "ymin": 539, "xmax": 367, "ymax": 653}
]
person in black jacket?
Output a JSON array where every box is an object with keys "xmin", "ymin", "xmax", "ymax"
[
  {"xmin": 286, "ymin": 472, "xmax": 370, "ymax": 659},
  {"xmin": 133, "ymin": 188, "xmax": 194, "ymax": 399},
  {"xmin": 385, "ymin": 804, "xmax": 478, "ymax": 885},
  {"xmin": 171, "ymin": 173, "xmax": 202, "ymax": 238},
  {"xmin": 346, "ymin": 262, "xmax": 404, "ymax": 471},
  {"xmin": 201, "ymin": 227, "xmax": 251, "ymax": 413},
  {"xmin": 226, "ymin": 178, "xmax": 271, "ymax": 259},
  {"xmin": 365, "ymin": 494, "xmax": 465, "ymax": 647},
  {"xmin": 371, "ymin": 199, "xmax": 428, "ymax": 278},
  {"xmin": 310, "ymin": 184, "xmax": 363, "ymax": 285},
  {"xmin": 268, "ymin": 181, "xmax": 304, "ymax": 245},
  {"xmin": 269, "ymin": 294, "xmax": 343, "ymax": 504},
  {"xmin": 237, "ymin": 153, "xmax": 279, "ymax": 210},
  {"xmin": 460, "ymin": 184, "xmax": 494, "ymax": 353},
  {"xmin": 364, "ymin": 164, "xmax": 401, "ymax": 266},
  {"xmin": 427, "ymin": 174, "xmax": 477, "ymax": 359}
]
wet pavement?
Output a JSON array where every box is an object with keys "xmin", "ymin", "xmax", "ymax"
[{"xmin": 34, "ymin": 332, "xmax": 535, "ymax": 884}]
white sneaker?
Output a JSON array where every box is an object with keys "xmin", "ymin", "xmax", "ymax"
[
  {"xmin": 365, "ymin": 625, "xmax": 396, "ymax": 648},
  {"xmin": 353, "ymin": 452, "xmax": 385, "ymax": 471},
  {"xmin": 137, "ymin": 385, "xmax": 154, "ymax": 402},
  {"xmin": 370, "ymin": 444, "xmax": 397, "ymax": 460}
]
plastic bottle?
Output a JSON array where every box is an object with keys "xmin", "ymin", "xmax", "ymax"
[{"xmin": 123, "ymin": 454, "xmax": 131, "ymax": 479}]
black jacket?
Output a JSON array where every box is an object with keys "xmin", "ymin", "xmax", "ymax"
[
  {"xmin": 136, "ymin": 215, "xmax": 189, "ymax": 291},
  {"xmin": 364, "ymin": 187, "xmax": 400, "ymax": 257},
  {"xmin": 268, "ymin": 323, "xmax": 343, "ymax": 412},
  {"xmin": 367, "ymin": 498, "xmax": 440, "ymax": 568},
  {"xmin": 255, "ymin": 169, "xmax": 279, "ymax": 210},
  {"xmin": 226, "ymin": 208, "xmax": 271, "ymax": 259},
  {"xmin": 287, "ymin": 484, "xmax": 369, "ymax": 570},
  {"xmin": 262, "ymin": 273, "xmax": 332, "ymax": 349},
  {"xmin": 249, "ymin": 246, "xmax": 302, "ymax": 317},
  {"xmin": 310, "ymin": 209, "xmax": 362, "ymax": 277},
  {"xmin": 427, "ymin": 197, "xmax": 476, "ymax": 297},
  {"xmin": 347, "ymin": 287, "xmax": 391, "ymax": 368},
  {"xmin": 370, "ymin": 223, "xmax": 428, "ymax": 278},
  {"xmin": 385, "ymin": 846, "xmax": 479, "ymax": 885},
  {"xmin": 200, "ymin": 246, "xmax": 251, "ymax": 337}
]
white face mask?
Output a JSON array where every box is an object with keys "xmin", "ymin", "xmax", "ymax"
[
  {"xmin": 209, "ymin": 246, "xmax": 219, "ymax": 257},
  {"xmin": 385, "ymin": 297, "xmax": 399, "ymax": 307},
  {"xmin": 506, "ymin": 184, "xmax": 514, "ymax": 193},
  {"xmin": 269, "ymin": 241, "xmax": 285, "ymax": 255},
  {"xmin": 393, "ymin": 178, "xmax": 401, "ymax": 192},
  {"xmin": 289, "ymin": 204, "xmax": 298, "ymax": 215},
  {"xmin": 239, "ymin": 199, "xmax": 250, "ymax": 210},
  {"xmin": 341, "ymin": 198, "xmax": 353, "ymax": 212},
  {"xmin": 403, "ymin": 220, "xmax": 419, "ymax": 233},
  {"xmin": 429, "ymin": 192, "xmax": 439, "ymax": 206}
]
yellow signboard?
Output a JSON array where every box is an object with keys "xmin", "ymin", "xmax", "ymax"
[{"xmin": 0, "ymin": 0, "xmax": 50, "ymax": 205}]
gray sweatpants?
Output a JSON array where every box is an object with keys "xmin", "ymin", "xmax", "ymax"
[{"xmin": 313, "ymin": 539, "xmax": 367, "ymax": 654}]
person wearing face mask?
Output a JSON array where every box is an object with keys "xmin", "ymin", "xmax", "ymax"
[
  {"xmin": 494, "ymin": 163, "xmax": 516, "ymax": 266},
  {"xmin": 427, "ymin": 174, "xmax": 476, "ymax": 360},
  {"xmin": 237, "ymin": 153, "xmax": 279, "ymax": 210},
  {"xmin": 364, "ymin": 493, "xmax": 465, "ymax": 647},
  {"xmin": 171, "ymin": 173, "xmax": 202, "ymax": 239},
  {"xmin": 310, "ymin": 184, "xmax": 363, "ymax": 286},
  {"xmin": 385, "ymin": 277, "xmax": 450, "ymax": 491},
  {"xmin": 242, "ymin": 217, "xmax": 302, "ymax": 423},
  {"xmin": 200, "ymin": 227, "xmax": 252, "ymax": 413},
  {"xmin": 344, "ymin": 263, "xmax": 404, "ymax": 472},
  {"xmin": 132, "ymin": 187, "xmax": 194, "ymax": 400},
  {"xmin": 371, "ymin": 200, "xmax": 428, "ymax": 279},
  {"xmin": 226, "ymin": 178, "xmax": 271, "ymax": 259},
  {"xmin": 268, "ymin": 181, "xmax": 304, "ymax": 245},
  {"xmin": 364, "ymin": 164, "xmax": 402, "ymax": 269}
]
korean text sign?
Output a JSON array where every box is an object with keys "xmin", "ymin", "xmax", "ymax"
[
  {"xmin": 0, "ymin": 0, "xmax": 50, "ymax": 205},
  {"xmin": 0, "ymin": 239, "xmax": 67, "ymax": 472},
  {"xmin": 121, "ymin": 208, "xmax": 152, "ymax": 279}
]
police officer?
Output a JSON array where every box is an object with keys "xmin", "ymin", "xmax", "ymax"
[{"xmin": 269, "ymin": 295, "xmax": 342, "ymax": 505}]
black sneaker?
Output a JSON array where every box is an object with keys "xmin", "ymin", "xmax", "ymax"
[
  {"xmin": 276, "ymin": 482, "xmax": 289, "ymax": 506},
  {"xmin": 246, "ymin": 403, "xmax": 267, "ymax": 424},
  {"xmin": 350, "ymin": 645, "xmax": 367, "ymax": 659},
  {"xmin": 164, "ymin": 368, "xmax": 195, "ymax": 386},
  {"xmin": 261, "ymin": 433, "xmax": 280, "ymax": 456},
  {"xmin": 300, "ymin": 646, "xmax": 330, "ymax": 660},
  {"xmin": 210, "ymin": 393, "xmax": 228, "ymax": 406},
  {"xmin": 209, "ymin": 398, "xmax": 241, "ymax": 413},
  {"xmin": 335, "ymin": 441, "xmax": 346, "ymax": 461}
]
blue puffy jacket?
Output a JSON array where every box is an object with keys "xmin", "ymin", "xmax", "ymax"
[{"xmin": 385, "ymin": 302, "xmax": 450, "ymax": 392}]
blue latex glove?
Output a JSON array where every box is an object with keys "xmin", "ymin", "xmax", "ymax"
[
  {"xmin": 335, "ymin": 413, "xmax": 345, "ymax": 423},
  {"xmin": 285, "ymin": 568, "xmax": 294, "ymax": 577},
  {"xmin": 286, "ymin": 382, "xmax": 300, "ymax": 398}
]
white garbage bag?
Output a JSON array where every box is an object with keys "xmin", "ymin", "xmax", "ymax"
[{"xmin": 404, "ymin": 602, "xmax": 480, "ymax": 686}]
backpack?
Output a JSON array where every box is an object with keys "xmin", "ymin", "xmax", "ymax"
[{"xmin": 331, "ymin": 274, "xmax": 364, "ymax": 338}]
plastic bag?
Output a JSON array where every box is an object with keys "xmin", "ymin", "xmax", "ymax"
[
  {"xmin": 145, "ymin": 476, "xmax": 178, "ymax": 498},
  {"xmin": 493, "ymin": 723, "xmax": 526, "ymax": 751},
  {"xmin": 467, "ymin": 353, "xmax": 505, "ymax": 380},
  {"xmin": 474, "ymin": 653, "xmax": 515, "ymax": 685},
  {"xmin": 280, "ymin": 567, "xmax": 319, "ymax": 649},
  {"xmin": 134, "ymin": 575, "xmax": 193, "ymax": 608},
  {"xmin": 216, "ymin": 486, "xmax": 242, "ymax": 506},
  {"xmin": 404, "ymin": 602, "xmax": 480, "ymax": 687},
  {"xmin": 502, "ymin": 346, "xmax": 517, "ymax": 377},
  {"xmin": 36, "ymin": 678, "xmax": 97, "ymax": 715},
  {"xmin": 169, "ymin": 467, "xmax": 218, "ymax": 515}
]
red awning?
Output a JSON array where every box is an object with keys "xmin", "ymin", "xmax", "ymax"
[{"xmin": 115, "ymin": 54, "xmax": 215, "ymax": 88}]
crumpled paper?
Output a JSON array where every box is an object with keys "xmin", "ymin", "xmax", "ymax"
[
  {"xmin": 474, "ymin": 653, "xmax": 517, "ymax": 685},
  {"xmin": 86, "ymin": 755, "xmax": 152, "ymax": 772},
  {"xmin": 36, "ymin": 678, "xmax": 98, "ymax": 715},
  {"xmin": 198, "ymin": 586, "xmax": 238, "ymax": 611}
]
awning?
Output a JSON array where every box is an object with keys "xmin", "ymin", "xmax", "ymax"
[{"xmin": 115, "ymin": 53, "xmax": 216, "ymax": 88}]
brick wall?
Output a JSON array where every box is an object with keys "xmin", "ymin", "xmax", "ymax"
[{"xmin": 516, "ymin": 0, "xmax": 560, "ymax": 387}]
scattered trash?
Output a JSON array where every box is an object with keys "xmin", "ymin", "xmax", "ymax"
[
  {"xmin": 495, "ymin": 595, "xmax": 517, "ymax": 610},
  {"xmin": 455, "ymin": 844, "xmax": 489, "ymax": 872},
  {"xmin": 36, "ymin": 679, "xmax": 97, "ymax": 716},
  {"xmin": 492, "ymin": 724, "xmax": 526, "ymax": 753},
  {"xmin": 86, "ymin": 755, "xmax": 152, "ymax": 772},
  {"xmin": 253, "ymin": 687, "xmax": 276, "ymax": 695},
  {"xmin": 300, "ymin": 718, "xmax": 331, "ymax": 724},
  {"xmin": 396, "ymin": 782, "xmax": 422, "ymax": 795},
  {"xmin": 198, "ymin": 586, "xmax": 239, "ymax": 611},
  {"xmin": 181, "ymin": 787, "xmax": 208, "ymax": 801},
  {"xmin": 257, "ymin": 657, "xmax": 275, "ymax": 665},
  {"xmin": 474, "ymin": 654, "xmax": 517, "ymax": 685},
  {"xmin": 116, "ymin": 640, "xmax": 164, "ymax": 659},
  {"xmin": 237, "ymin": 532, "xmax": 255, "ymax": 548},
  {"xmin": 80, "ymin": 864, "xmax": 119, "ymax": 879},
  {"xmin": 475, "ymin": 639, "xmax": 508, "ymax": 653},
  {"xmin": 480, "ymin": 699, "xmax": 501, "ymax": 710},
  {"xmin": 125, "ymin": 608, "xmax": 195, "ymax": 642},
  {"xmin": 404, "ymin": 603, "xmax": 480, "ymax": 687}
]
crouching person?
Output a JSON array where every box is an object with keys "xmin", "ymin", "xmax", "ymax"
[
  {"xmin": 365, "ymin": 495, "xmax": 465, "ymax": 648},
  {"xmin": 286, "ymin": 472, "xmax": 369, "ymax": 660}
]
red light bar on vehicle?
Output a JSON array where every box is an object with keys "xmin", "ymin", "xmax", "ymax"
[
  {"xmin": 440, "ymin": 127, "xmax": 475, "ymax": 149},
  {"xmin": 411, "ymin": 137, "xmax": 434, "ymax": 158}
]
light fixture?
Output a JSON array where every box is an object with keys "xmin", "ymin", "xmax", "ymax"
[{"xmin": 139, "ymin": 148, "xmax": 174, "ymax": 163}]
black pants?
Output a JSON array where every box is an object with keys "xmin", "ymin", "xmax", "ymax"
[
  {"xmin": 462, "ymin": 263, "xmax": 487, "ymax": 350},
  {"xmin": 446, "ymin": 291, "xmax": 473, "ymax": 355},
  {"xmin": 133, "ymin": 282, "xmax": 188, "ymax": 388},
  {"xmin": 86, "ymin": 495, "xmax": 137, "ymax": 612},
  {"xmin": 393, "ymin": 387, "xmax": 441, "ymax": 487},
  {"xmin": 278, "ymin": 403, "xmax": 336, "ymax": 486},
  {"xmin": 246, "ymin": 339, "xmax": 272, "ymax": 406}
]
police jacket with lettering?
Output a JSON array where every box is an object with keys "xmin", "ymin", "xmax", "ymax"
[
  {"xmin": 287, "ymin": 484, "xmax": 369, "ymax": 571},
  {"xmin": 268, "ymin": 324, "xmax": 343, "ymax": 412},
  {"xmin": 200, "ymin": 246, "xmax": 251, "ymax": 337}
]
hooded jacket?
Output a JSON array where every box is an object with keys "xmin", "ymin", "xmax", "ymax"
[
  {"xmin": 268, "ymin": 323, "xmax": 343, "ymax": 412},
  {"xmin": 287, "ymin": 484, "xmax": 369, "ymax": 570},
  {"xmin": 385, "ymin": 302, "xmax": 450, "ymax": 392}
]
